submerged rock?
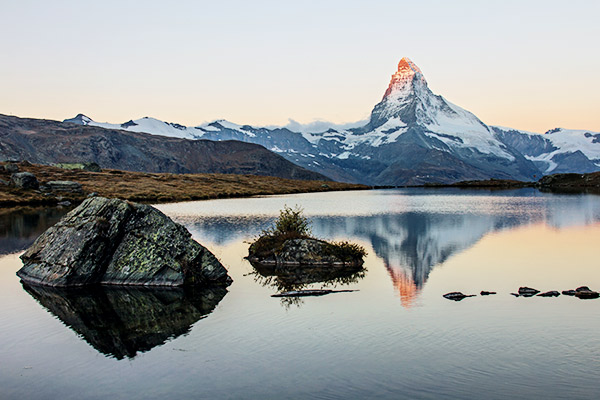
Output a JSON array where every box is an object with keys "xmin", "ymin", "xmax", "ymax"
[
  {"xmin": 537, "ymin": 291, "xmax": 560, "ymax": 297},
  {"xmin": 574, "ymin": 290, "xmax": 599, "ymax": 299},
  {"xmin": 18, "ymin": 197, "xmax": 232, "ymax": 287},
  {"xmin": 518, "ymin": 287, "xmax": 540, "ymax": 297},
  {"xmin": 443, "ymin": 292, "xmax": 476, "ymax": 301},
  {"xmin": 561, "ymin": 287, "xmax": 599, "ymax": 299},
  {"xmin": 271, "ymin": 289, "xmax": 357, "ymax": 298}
]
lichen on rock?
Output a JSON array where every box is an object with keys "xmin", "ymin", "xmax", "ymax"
[{"xmin": 18, "ymin": 197, "xmax": 231, "ymax": 287}]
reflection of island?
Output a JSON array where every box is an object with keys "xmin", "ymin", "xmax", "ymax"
[
  {"xmin": 250, "ymin": 262, "xmax": 365, "ymax": 292},
  {"xmin": 0, "ymin": 207, "xmax": 70, "ymax": 255},
  {"xmin": 249, "ymin": 261, "xmax": 365, "ymax": 307},
  {"xmin": 23, "ymin": 284, "xmax": 227, "ymax": 359}
]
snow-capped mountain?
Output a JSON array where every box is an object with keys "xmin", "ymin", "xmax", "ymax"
[
  {"xmin": 64, "ymin": 57, "xmax": 598, "ymax": 184},
  {"xmin": 493, "ymin": 127, "xmax": 600, "ymax": 174}
]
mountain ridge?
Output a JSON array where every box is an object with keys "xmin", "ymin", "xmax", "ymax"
[
  {"xmin": 0, "ymin": 114, "xmax": 328, "ymax": 181},
  {"xmin": 12, "ymin": 58, "xmax": 600, "ymax": 184},
  {"xmin": 61, "ymin": 57, "xmax": 575, "ymax": 184}
]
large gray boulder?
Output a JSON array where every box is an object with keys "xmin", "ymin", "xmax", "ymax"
[{"xmin": 18, "ymin": 197, "xmax": 231, "ymax": 287}]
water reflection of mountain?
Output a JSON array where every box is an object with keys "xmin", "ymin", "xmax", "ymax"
[
  {"xmin": 311, "ymin": 213, "xmax": 521, "ymax": 306},
  {"xmin": 180, "ymin": 193, "xmax": 600, "ymax": 307},
  {"xmin": 23, "ymin": 284, "xmax": 227, "ymax": 360},
  {"xmin": 0, "ymin": 207, "xmax": 70, "ymax": 255}
]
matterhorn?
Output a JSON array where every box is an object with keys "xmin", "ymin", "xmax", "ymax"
[{"xmin": 64, "ymin": 58, "xmax": 600, "ymax": 184}]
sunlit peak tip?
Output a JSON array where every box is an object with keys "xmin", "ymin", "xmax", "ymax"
[{"xmin": 397, "ymin": 57, "xmax": 422, "ymax": 75}]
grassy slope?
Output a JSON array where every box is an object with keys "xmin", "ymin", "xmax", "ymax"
[{"xmin": 0, "ymin": 162, "xmax": 368, "ymax": 206}]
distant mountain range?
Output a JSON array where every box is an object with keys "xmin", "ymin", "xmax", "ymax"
[
  {"xmin": 0, "ymin": 114, "xmax": 326, "ymax": 181},
  {"xmin": 1, "ymin": 58, "xmax": 598, "ymax": 184},
  {"xmin": 61, "ymin": 57, "xmax": 600, "ymax": 184}
]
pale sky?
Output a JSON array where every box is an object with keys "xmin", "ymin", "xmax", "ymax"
[{"xmin": 2, "ymin": 0, "xmax": 599, "ymax": 133}]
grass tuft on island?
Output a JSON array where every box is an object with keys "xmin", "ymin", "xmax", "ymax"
[
  {"xmin": 0, "ymin": 162, "xmax": 368, "ymax": 206},
  {"xmin": 248, "ymin": 205, "xmax": 366, "ymax": 265}
]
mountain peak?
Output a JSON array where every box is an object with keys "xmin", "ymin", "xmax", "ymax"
[
  {"xmin": 63, "ymin": 114, "xmax": 93, "ymax": 125},
  {"xmin": 382, "ymin": 57, "xmax": 427, "ymax": 99},
  {"xmin": 397, "ymin": 57, "xmax": 422, "ymax": 74}
]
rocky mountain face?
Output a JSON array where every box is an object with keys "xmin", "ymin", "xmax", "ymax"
[
  {"xmin": 8, "ymin": 58, "xmax": 599, "ymax": 184},
  {"xmin": 493, "ymin": 127, "xmax": 600, "ymax": 175},
  {"xmin": 0, "ymin": 114, "xmax": 328, "ymax": 180},
  {"xmin": 65, "ymin": 58, "xmax": 560, "ymax": 184}
]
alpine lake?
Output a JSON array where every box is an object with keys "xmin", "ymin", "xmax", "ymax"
[{"xmin": 1, "ymin": 188, "xmax": 600, "ymax": 399}]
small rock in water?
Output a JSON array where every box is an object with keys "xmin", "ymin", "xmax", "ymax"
[
  {"xmin": 575, "ymin": 286, "xmax": 591, "ymax": 292},
  {"xmin": 510, "ymin": 293, "xmax": 520, "ymax": 297},
  {"xmin": 562, "ymin": 290, "xmax": 577, "ymax": 296},
  {"xmin": 272, "ymin": 289, "xmax": 357, "ymax": 297},
  {"xmin": 537, "ymin": 291, "xmax": 560, "ymax": 297},
  {"xmin": 518, "ymin": 287, "xmax": 540, "ymax": 297},
  {"xmin": 574, "ymin": 290, "xmax": 600, "ymax": 300},
  {"xmin": 480, "ymin": 291, "xmax": 496, "ymax": 296},
  {"xmin": 443, "ymin": 292, "xmax": 475, "ymax": 301}
]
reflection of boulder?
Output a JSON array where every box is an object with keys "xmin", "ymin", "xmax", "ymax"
[{"xmin": 23, "ymin": 284, "xmax": 227, "ymax": 359}]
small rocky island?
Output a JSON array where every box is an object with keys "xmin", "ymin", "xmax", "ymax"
[
  {"xmin": 17, "ymin": 197, "xmax": 232, "ymax": 287},
  {"xmin": 247, "ymin": 206, "xmax": 366, "ymax": 268}
]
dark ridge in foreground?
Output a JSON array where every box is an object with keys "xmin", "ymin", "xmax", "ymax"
[{"xmin": 0, "ymin": 113, "xmax": 328, "ymax": 181}]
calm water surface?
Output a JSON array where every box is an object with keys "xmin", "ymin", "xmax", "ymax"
[{"xmin": 1, "ymin": 188, "xmax": 600, "ymax": 399}]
